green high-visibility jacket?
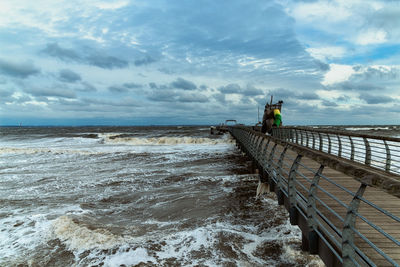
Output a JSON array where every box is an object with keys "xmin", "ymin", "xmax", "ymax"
[{"xmin": 273, "ymin": 114, "xmax": 282, "ymax": 127}]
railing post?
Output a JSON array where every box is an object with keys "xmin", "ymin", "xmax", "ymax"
[
  {"xmin": 384, "ymin": 140, "xmax": 391, "ymax": 172},
  {"xmin": 327, "ymin": 134, "xmax": 332, "ymax": 154},
  {"xmin": 277, "ymin": 145, "xmax": 288, "ymax": 205},
  {"xmin": 307, "ymin": 165, "xmax": 324, "ymax": 254},
  {"xmin": 288, "ymin": 154, "xmax": 303, "ymax": 225},
  {"xmin": 318, "ymin": 132, "xmax": 323, "ymax": 151},
  {"xmin": 349, "ymin": 136, "xmax": 355, "ymax": 161},
  {"xmin": 312, "ymin": 132, "xmax": 316, "ymax": 150},
  {"xmin": 363, "ymin": 138, "xmax": 371, "ymax": 166},
  {"xmin": 295, "ymin": 129, "xmax": 299, "ymax": 145},
  {"xmin": 337, "ymin": 135, "xmax": 342, "ymax": 158},
  {"xmin": 300, "ymin": 130, "xmax": 304, "ymax": 146},
  {"xmin": 342, "ymin": 183, "xmax": 367, "ymax": 267},
  {"xmin": 305, "ymin": 130, "xmax": 309, "ymax": 147}
]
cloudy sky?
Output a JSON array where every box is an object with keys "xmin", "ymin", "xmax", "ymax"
[{"xmin": 0, "ymin": 0, "xmax": 399, "ymax": 126}]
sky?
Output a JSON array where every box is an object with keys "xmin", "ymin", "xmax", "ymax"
[{"xmin": 0, "ymin": 0, "xmax": 399, "ymax": 126}]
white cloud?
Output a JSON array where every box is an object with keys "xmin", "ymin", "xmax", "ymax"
[
  {"xmin": 286, "ymin": 0, "xmax": 353, "ymax": 23},
  {"xmin": 306, "ymin": 46, "xmax": 347, "ymax": 61},
  {"xmin": 355, "ymin": 28, "xmax": 387, "ymax": 45},
  {"xmin": 322, "ymin": 64, "xmax": 356, "ymax": 85},
  {"xmin": 95, "ymin": 1, "xmax": 130, "ymax": 10}
]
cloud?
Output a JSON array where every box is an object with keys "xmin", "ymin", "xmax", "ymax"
[
  {"xmin": 24, "ymin": 85, "xmax": 76, "ymax": 99},
  {"xmin": 147, "ymin": 88, "xmax": 208, "ymax": 103},
  {"xmin": 217, "ymin": 83, "xmax": 264, "ymax": 96},
  {"xmin": 78, "ymin": 82, "xmax": 97, "ymax": 92},
  {"xmin": 134, "ymin": 55, "xmax": 157, "ymax": 66},
  {"xmin": 243, "ymin": 85, "xmax": 264, "ymax": 96},
  {"xmin": 108, "ymin": 85, "xmax": 128, "ymax": 93},
  {"xmin": 324, "ymin": 65, "xmax": 400, "ymax": 93},
  {"xmin": 0, "ymin": 89, "xmax": 13, "ymax": 97},
  {"xmin": 321, "ymin": 100, "xmax": 338, "ymax": 107},
  {"xmin": 108, "ymin": 82, "xmax": 142, "ymax": 93},
  {"xmin": 123, "ymin": 82, "xmax": 141, "ymax": 89},
  {"xmin": 219, "ymin": 84, "xmax": 241, "ymax": 94},
  {"xmin": 322, "ymin": 64, "xmax": 355, "ymax": 86},
  {"xmin": 42, "ymin": 43, "xmax": 128, "ymax": 69},
  {"xmin": 298, "ymin": 92, "xmax": 320, "ymax": 100},
  {"xmin": 170, "ymin": 78, "xmax": 197, "ymax": 90},
  {"xmin": 41, "ymin": 43, "xmax": 80, "ymax": 61},
  {"xmin": 86, "ymin": 54, "xmax": 128, "ymax": 69},
  {"xmin": 0, "ymin": 58, "xmax": 40, "ymax": 78},
  {"xmin": 359, "ymin": 93, "xmax": 394, "ymax": 104},
  {"xmin": 59, "ymin": 69, "xmax": 81, "ymax": 83}
]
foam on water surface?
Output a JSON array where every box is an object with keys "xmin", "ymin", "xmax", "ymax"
[{"xmin": 0, "ymin": 126, "xmax": 331, "ymax": 266}]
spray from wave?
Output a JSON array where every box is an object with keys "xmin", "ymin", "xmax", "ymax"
[{"xmin": 100, "ymin": 134, "xmax": 234, "ymax": 146}]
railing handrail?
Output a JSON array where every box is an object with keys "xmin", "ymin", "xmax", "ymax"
[
  {"xmin": 280, "ymin": 126, "xmax": 400, "ymax": 142},
  {"xmin": 228, "ymin": 125, "xmax": 400, "ymax": 267},
  {"xmin": 272, "ymin": 126, "xmax": 400, "ymax": 176}
]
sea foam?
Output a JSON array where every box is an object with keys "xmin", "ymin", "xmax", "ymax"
[
  {"xmin": 52, "ymin": 216, "xmax": 126, "ymax": 251},
  {"xmin": 101, "ymin": 134, "xmax": 233, "ymax": 146}
]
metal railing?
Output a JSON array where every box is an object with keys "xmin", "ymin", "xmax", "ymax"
[
  {"xmin": 272, "ymin": 127, "xmax": 400, "ymax": 175},
  {"xmin": 229, "ymin": 126, "xmax": 400, "ymax": 267}
]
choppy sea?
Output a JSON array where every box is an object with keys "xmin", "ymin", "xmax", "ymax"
[{"xmin": 4, "ymin": 125, "xmax": 396, "ymax": 266}]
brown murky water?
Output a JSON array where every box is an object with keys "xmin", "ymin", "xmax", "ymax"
[{"xmin": 0, "ymin": 126, "xmax": 323, "ymax": 266}]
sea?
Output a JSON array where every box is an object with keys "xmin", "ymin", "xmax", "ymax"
[{"xmin": 2, "ymin": 125, "xmax": 397, "ymax": 266}]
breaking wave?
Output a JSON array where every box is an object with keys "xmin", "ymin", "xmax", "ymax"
[
  {"xmin": 0, "ymin": 147, "xmax": 102, "ymax": 155},
  {"xmin": 52, "ymin": 216, "xmax": 126, "ymax": 251},
  {"xmin": 101, "ymin": 134, "xmax": 233, "ymax": 146}
]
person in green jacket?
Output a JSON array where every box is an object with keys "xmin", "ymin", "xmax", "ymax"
[{"xmin": 273, "ymin": 109, "xmax": 282, "ymax": 127}]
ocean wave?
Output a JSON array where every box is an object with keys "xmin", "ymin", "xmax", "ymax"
[
  {"xmin": 52, "ymin": 216, "xmax": 126, "ymax": 251},
  {"xmin": 0, "ymin": 147, "xmax": 102, "ymax": 155},
  {"xmin": 101, "ymin": 134, "xmax": 234, "ymax": 146}
]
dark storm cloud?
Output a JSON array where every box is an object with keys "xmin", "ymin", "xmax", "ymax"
[
  {"xmin": 359, "ymin": 93, "xmax": 394, "ymax": 104},
  {"xmin": 0, "ymin": 58, "xmax": 40, "ymax": 78},
  {"xmin": 59, "ymin": 69, "xmax": 81, "ymax": 83},
  {"xmin": 171, "ymin": 78, "xmax": 197, "ymax": 90},
  {"xmin": 42, "ymin": 43, "xmax": 128, "ymax": 69}
]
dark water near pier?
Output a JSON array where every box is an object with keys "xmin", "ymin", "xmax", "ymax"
[{"xmin": 6, "ymin": 125, "xmax": 394, "ymax": 266}]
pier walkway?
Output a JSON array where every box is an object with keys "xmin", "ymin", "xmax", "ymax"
[{"xmin": 229, "ymin": 126, "xmax": 400, "ymax": 267}]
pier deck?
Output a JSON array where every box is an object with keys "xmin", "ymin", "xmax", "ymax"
[{"xmin": 229, "ymin": 126, "xmax": 400, "ymax": 266}]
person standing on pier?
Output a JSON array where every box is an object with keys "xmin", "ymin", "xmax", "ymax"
[{"xmin": 273, "ymin": 109, "xmax": 282, "ymax": 127}]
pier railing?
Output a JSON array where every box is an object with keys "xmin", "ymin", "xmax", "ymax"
[
  {"xmin": 229, "ymin": 126, "xmax": 400, "ymax": 267},
  {"xmin": 272, "ymin": 127, "xmax": 400, "ymax": 175}
]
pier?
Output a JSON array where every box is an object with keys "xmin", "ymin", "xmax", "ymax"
[{"xmin": 229, "ymin": 126, "xmax": 400, "ymax": 266}]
